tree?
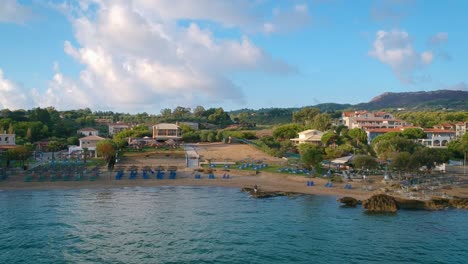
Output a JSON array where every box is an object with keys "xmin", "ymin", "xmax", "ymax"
[
  {"xmin": 172, "ymin": 106, "xmax": 191, "ymax": 119},
  {"xmin": 160, "ymin": 108, "xmax": 172, "ymax": 119},
  {"xmin": 6, "ymin": 146, "xmax": 31, "ymax": 168},
  {"xmin": 347, "ymin": 128, "xmax": 367, "ymax": 146},
  {"xmin": 321, "ymin": 132, "xmax": 338, "ymax": 147},
  {"xmin": 208, "ymin": 108, "xmax": 231, "ymax": 127},
  {"xmin": 309, "ymin": 113, "xmax": 331, "ymax": 131},
  {"xmin": 47, "ymin": 140, "xmax": 62, "ymax": 161},
  {"xmin": 193, "ymin": 106, "xmax": 206, "ymax": 117},
  {"xmin": 96, "ymin": 140, "xmax": 117, "ymax": 170},
  {"xmin": 298, "ymin": 143, "xmax": 323, "ymax": 171},
  {"xmin": 391, "ymin": 152, "xmax": 411, "ymax": 171},
  {"xmin": 402, "ymin": 128, "xmax": 425, "ymax": 139},
  {"xmin": 353, "ymin": 155, "xmax": 378, "ymax": 170},
  {"xmin": 7, "ymin": 123, "xmax": 14, "ymax": 134},
  {"xmin": 272, "ymin": 123, "xmax": 303, "ymax": 141},
  {"xmin": 292, "ymin": 107, "xmax": 320, "ymax": 125},
  {"xmin": 26, "ymin": 127, "xmax": 32, "ymax": 142}
]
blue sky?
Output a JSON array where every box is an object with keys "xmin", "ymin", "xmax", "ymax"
[{"xmin": 0, "ymin": 0, "xmax": 467, "ymax": 113}]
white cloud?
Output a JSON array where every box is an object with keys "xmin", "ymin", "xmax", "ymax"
[
  {"xmin": 264, "ymin": 4, "xmax": 311, "ymax": 33},
  {"xmin": 428, "ymin": 32, "xmax": 448, "ymax": 45},
  {"xmin": 0, "ymin": 69, "xmax": 35, "ymax": 109},
  {"xmin": 39, "ymin": 0, "xmax": 299, "ymax": 112},
  {"xmin": 428, "ymin": 32, "xmax": 451, "ymax": 61},
  {"xmin": 0, "ymin": 0, "xmax": 32, "ymax": 24},
  {"xmin": 369, "ymin": 29, "xmax": 433, "ymax": 83}
]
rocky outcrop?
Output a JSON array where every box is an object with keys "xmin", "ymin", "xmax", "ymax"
[
  {"xmin": 241, "ymin": 187, "xmax": 295, "ymax": 198},
  {"xmin": 358, "ymin": 195, "xmax": 468, "ymax": 212},
  {"xmin": 338, "ymin": 197, "xmax": 360, "ymax": 207},
  {"xmin": 362, "ymin": 194, "xmax": 398, "ymax": 213},
  {"xmin": 449, "ymin": 197, "xmax": 468, "ymax": 209}
]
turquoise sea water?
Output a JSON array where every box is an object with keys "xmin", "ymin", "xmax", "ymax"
[{"xmin": 0, "ymin": 186, "xmax": 467, "ymax": 264}]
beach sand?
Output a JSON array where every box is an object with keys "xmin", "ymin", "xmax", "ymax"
[
  {"xmin": 0, "ymin": 171, "xmax": 375, "ymax": 201},
  {"xmin": 1, "ymin": 143, "xmax": 467, "ymax": 200}
]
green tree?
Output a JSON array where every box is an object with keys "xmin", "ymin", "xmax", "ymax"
[
  {"xmin": 193, "ymin": 106, "xmax": 206, "ymax": 117},
  {"xmin": 347, "ymin": 128, "xmax": 367, "ymax": 146},
  {"xmin": 402, "ymin": 128, "xmax": 425, "ymax": 139},
  {"xmin": 96, "ymin": 140, "xmax": 117, "ymax": 170},
  {"xmin": 321, "ymin": 132, "xmax": 338, "ymax": 147},
  {"xmin": 208, "ymin": 108, "xmax": 231, "ymax": 127},
  {"xmin": 298, "ymin": 143, "xmax": 323, "ymax": 171},
  {"xmin": 352, "ymin": 155, "xmax": 378, "ymax": 170},
  {"xmin": 6, "ymin": 146, "xmax": 31, "ymax": 168},
  {"xmin": 309, "ymin": 113, "xmax": 331, "ymax": 131},
  {"xmin": 47, "ymin": 140, "xmax": 62, "ymax": 161},
  {"xmin": 292, "ymin": 107, "xmax": 320, "ymax": 125},
  {"xmin": 272, "ymin": 123, "xmax": 303, "ymax": 141}
]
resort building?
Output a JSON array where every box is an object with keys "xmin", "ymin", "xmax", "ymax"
[
  {"xmin": 77, "ymin": 127, "xmax": 99, "ymax": 137},
  {"xmin": 342, "ymin": 111, "xmax": 412, "ymax": 129},
  {"xmin": 152, "ymin": 123, "xmax": 182, "ymax": 141},
  {"xmin": 290, "ymin": 129, "xmax": 324, "ymax": 145},
  {"xmin": 108, "ymin": 123, "xmax": 130, "ymax": 136},
  {"xmin": 419, "ymin": 129, "xmax": 456, "ymax": 148},
  {"xmin": 365, "ymin": 128, "xmax": 411, "ymax": 144},
  {"xmin": 69, "ymin": 135, "xmax": 106, "ymax": 158},
  {"xmin": 455, "ymin": 122, "xmax": 468, "ymax": 138},
  {"xmin": 0, "ymin": 133, "xmax": 16, "ymax": 151}
]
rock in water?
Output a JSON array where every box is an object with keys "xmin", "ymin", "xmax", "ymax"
[
  {"xmin": 449, "ymin": 197, "xmax": 468, "ymax": 209},
  {"xmin": 338, "ymin": 197, "xmax": 359, "ymax": 207},
  {"xmin": 363, "ymin": 194, "xmax": 398, "ymax": 213}
]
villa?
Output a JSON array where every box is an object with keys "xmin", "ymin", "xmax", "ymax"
[
  {"xmin": 152, "ymin": 123, "xmax": 182, "ymax": 141},
  {"xmin": 68, "ymin": 135, "xmax": 106, "ymax": 158},
  {"xmin": 419, "ymin": 129, "xmax": 456, "ymax": 148},
  {"xmin": 455, "ymin": 122, "xmax": 468, "ymax": 138},
  {"xmin": 0, "ymin": 133, "xmax": 16, "ymax": 151},
  {"xmin": 77, "ymin": 127, "xmax": 99, "ymax": 137},
  {"xmin": 108, "ymin": 123, "xmax": 130, "ymax": 136},
  {"xmin": 290, "ymin": 129, "xmax": 324, "ymax": 145},
  {"xmin": 342, "ymin": 111, "xmax": 412, "ymax": 129}
]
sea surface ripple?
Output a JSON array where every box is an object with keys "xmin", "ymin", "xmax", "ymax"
[{"xmin": 0, "ymin": 186, "xmax": 467, "ymax": 264}]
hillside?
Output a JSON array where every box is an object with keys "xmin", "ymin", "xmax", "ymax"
[
  {"xmin": 355, "ymin": 90, "xmax": 468, "ymax": 110},
  {"xmin": 229, "ymin": 89, "xmax": 467, "ymax": 125}
]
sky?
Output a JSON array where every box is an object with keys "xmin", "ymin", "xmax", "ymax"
[{"xmin": 0, "ymin": 0, "xmax": 467, "ymax": 114}]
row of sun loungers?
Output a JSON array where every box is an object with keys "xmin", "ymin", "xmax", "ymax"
[
  {"xmin": 114, "ymin": 169, "xmax": 177, "ymax": 180},
  {"xmin": 305, "ymin": 180, "xmax": 353, "ymax": 189},
  {"xmin": 194, "ymin": 173, "xmax": 231, "ymax": 179}
]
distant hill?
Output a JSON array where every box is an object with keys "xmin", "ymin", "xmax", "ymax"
[
  {"xmin": 229, "ymin": 89, "xmax": 467, "ymax": 125},
  {"xmin": 355, "ymin": 90, "xmax": 468, "ymax": 110}
]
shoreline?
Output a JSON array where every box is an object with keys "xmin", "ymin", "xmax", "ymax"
[
  {"xmin": 0, "ymin": 169, "xmax": 468, "ymax": 201},
  {"xmin": 0, "ymin": 171, "xmax": 387, "ymax": 201}
]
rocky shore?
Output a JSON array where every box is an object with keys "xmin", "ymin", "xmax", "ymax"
[{"xmin": 338, "ymin": 194, "xmax": 468, "ymax": 213}]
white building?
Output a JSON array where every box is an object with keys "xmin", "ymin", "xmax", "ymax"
[
  {"xmin": 0, "ymin": 133, "xmax": 16, "ymax": 147},
  {"xmin": 152, "ymin": 123, "xmax": 182, "ymax": 141},
  {"xmin": 455, "ymin": 122, "xmax": 467, "ymax": 138},
  {"xmin": 341, "ymin": 111, "xmax": 412, "ymax": 129},
  {"xmin": 69, "ymin": 135, "xmax": 106, "ymax": 157},
  {"xmin": 108, "ymin": 123, "xmax": 130, "ymax": 136},
  {"xmin": 419, "ymin": 129, "xmax": 456, "ymax": 148},
  {"xmin": 77, "ymin": 127, "xmax": 99, "ymax": 136},
  {"xmin": 290, "ymin": 129, "xmax": 324, "ymax": 145}
]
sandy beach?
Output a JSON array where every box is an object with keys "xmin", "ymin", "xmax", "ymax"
[
  {"xmin": 0, "ymin": 170, "xmax": 377, "ymax": 200},
  {"xmin": 1, "ymin": 143, "xmax": 467, "ymax": 201}
]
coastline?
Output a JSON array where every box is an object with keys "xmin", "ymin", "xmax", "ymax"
[{"xmin": 0, "ymin": 170, "xmax": 382, "ymax": 201}]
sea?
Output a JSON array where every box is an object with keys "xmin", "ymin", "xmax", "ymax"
[{"xmin": 0, "ymin": 186, "xmax": 467, "ymax": 264}]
